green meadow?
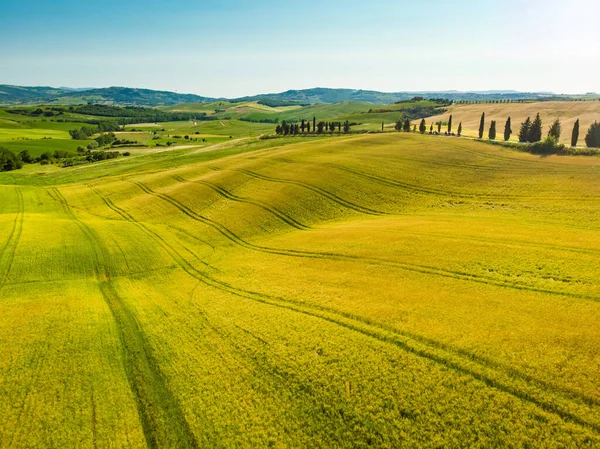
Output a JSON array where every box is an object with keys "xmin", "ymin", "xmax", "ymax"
[{"xmin": 1, "ymin": 110, "xmax": 600, "ymax": 447}]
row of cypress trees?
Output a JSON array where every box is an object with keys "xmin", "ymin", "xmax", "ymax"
[{"xmin": 473, "ymin": 112, "xmax": 600, "ymax": 147}]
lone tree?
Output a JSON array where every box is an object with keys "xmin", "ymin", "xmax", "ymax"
[
  {"xmin": 447, "ymin": 115, "xmax": 452, "ymax": 134},
  {"xmin": 489, "ymin": 120, "xmax": 497, "ymax": 140},
  {"xmin": 518, "ymin": 117, "xmax": 531, "ymax": 142},
  {"xmin": 478, "ymin": 112, "xmax": 485, "ymax": 139},
  {"xmin": 571, "ymin": 119, "xmax": 580, "ymax": 147},
  {"xmin": 403, "ymin": 118, "xmax": 411, "ymax": 132},
  {"xmin": 457, "ymin": 122, "xmax": 462, "ymax": 136},
  {"xmin": 548, "ymin": 118, "xmax": 561, "ymax": 140},
  {"xmin": 503, "ymin": 117, "xmax": 512, "ymax": 141},
  {"xmin": 528, "ymin": 113, "xmax": 543, "ymax": 142},
  {"xmin": 381, "ymin": 121, "xmax": 384, "ymax": 131},
  {"xmin": 419, "ymin": 118, "xmax": 426, "ymax": 134},
  {"xmin": 585, "ymin": 121, "xmax": 600, "ymax": 148}
]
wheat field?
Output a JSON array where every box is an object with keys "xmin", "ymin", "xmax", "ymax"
[{"xmin": 1, "ymin": 132, "xmax": 599, "ymax": 447}]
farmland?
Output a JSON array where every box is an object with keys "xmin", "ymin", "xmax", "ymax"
[{"xmin": 1, "ymin": 122, "xmax": 600, "ymax": 447}]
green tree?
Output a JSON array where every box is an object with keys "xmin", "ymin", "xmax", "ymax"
[
  {"xmin": 317, "ymin": 121, "xmax": 325, "ymax": 133},
  {"xmin": 395, "ymin": 119, "xmax": 403, "ymax": 131},
  {"xmin": 403, "ymin": 119, "xmax": 411, "ymax": 132},
  {"xmin": 0, "ymin": 148, "xmax": 23, "ymax": 171},
  {"xmin": 478, "ymin": 112, "xmax": 485, "ymax": 138},
  {"xmin": 488, "ymin": 120, "xmax": 497, "ymax": 140},
  {"xmin": 528, "ymin": 113, "xmax": 543, "ymax": 142},
  {"xmin": 343, "ymin": 120, "xmax": 350, "ymax": 133},
  {"xmin": 419, "ymin": 119, "xmax": 426, "ymax": 134},
  {"xmin": 429, "ymin": 124, "xmax": 433, "ymax": 133},
  {"xmin": 518, "ymin": 117, "xmax": 531, "ymax": 142},
  {"xmin": 457, "ymin": 122, "xmax": 462, "ymax": 136},
  {"xmin": 313, "ymin": 116, "xmax": 316, "ymax": 134},
  {"xmin": 548, "ymin": 118, "xmax": 561, "ymax": 140},
  {"xmin": 585, "ymin": 121, "xmax": 600, "ymax": 148},
  {"xmin": 301, "ymin": 119, "xmax": 305, "ymax": 133},
  {"xmin": 571, "ymin": 119, "xmax": 579, "ymax": 147},
  {"xmin": 306, "ymin": 121, "xmax": 311, "ymax": 133},
  {"xmin": 503, "ymin": 117, "xmax": 512, "ymax": 141},
  {"xmin": 437, "ymin": 121, "xmax": 441, "ymax": 133},
  {"xmin": 329, "ymin": 122, "xmax": 336, "ymax": 133},
  {"xmin": 18, "ymin": 150, "xmax": 33, "ymax": 163},
  {"xmin": 381, "ymin": 121, "xmax": 384, "ymax": 131},
  {"xmin": 447, "ymin": 114, "xmax": 452, "ymax": 134}
]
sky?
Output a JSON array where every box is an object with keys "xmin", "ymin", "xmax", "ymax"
[{"xmin": 1, "ymin": 0, "xmax": 598, "ymax": 97}]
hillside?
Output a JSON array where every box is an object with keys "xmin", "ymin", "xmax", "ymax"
[
  {"xmin": 422, "ymin": 101, "xmax": 600, "ymax": 144},
  {"xmin": 1, "ymin": 131, "xmax": 600, "ymax": 447}
]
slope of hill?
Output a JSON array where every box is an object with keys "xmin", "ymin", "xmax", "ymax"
[
  {"xmin": 0, "ymin": 131, "xmax": 600, "ymax": 447},
  {"xmin": 422, "ymin": 101, "xmax": 600, "ymax": 144}
]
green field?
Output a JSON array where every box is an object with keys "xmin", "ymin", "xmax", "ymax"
[{"xmin": 0, "ymin": 128, "xmax": 599, "ymax": 447}]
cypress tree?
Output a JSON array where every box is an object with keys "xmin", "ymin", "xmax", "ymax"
[
  {"xmin": 447, "ymin": 115, "xmax": 452, "ymax": 134},
  {"xmin": 528, "ymin": 113, "xmax": 542, "ymax": 142},
  {"xmin": 571, "ymin": 119, "xmax": 579, "ymax": 147},
  {"xmin": 437, "ymin": 121, "xmax": 441, "ymax": 133},
  {"xmin": 419, "ymin": 119, "xmax": 426, "ymax": 134},
  {"xmin": 478, "ymin": 112, "xmax": 485, "ymax": 139},
  {"xmin": 548, "ymin": 118, "xmax": 561, "ymax": 140},
  {"xmin": 489, "ymin": 120, "xmax": 496, "ymax": 140},
  {"xmin": 403, "ymin": 118, "xmax": 411, "ymax": 132},
  {"xmin": 457, "ymin": 122, "xmax": 462, "ymax": 136},
  {"xmin": 306, "ymin": 121, "xmax": 310, "ymax": 133},
  {"xmin": 503, "ymin": 117, "xmax": 512, "ymax": 141},
  {"xmin": 430, "ymin": 124, "xmax": 433, "ymax": 133},
  {"xmin": 585, "ymin": 121, "xmax": 600, "ymax": 148},
  {"xmin": 518, "ymin": 117, "xmax": 531, "ymax": 142},
  {"xmin": 381, "ymin": 121, "xmax": 384, "ymax": 131},
  {"xmin": 301, "ymin": 119, "xmax": 305, "ymax": 133},
  {"xmin": 395, "ymin": 120, "xmax": 403, "ymax": 131},
  {"xmin": 313, "ymin": 116, "xmax": 316, "ymax": 134}
]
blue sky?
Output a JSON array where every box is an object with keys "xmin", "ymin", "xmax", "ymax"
[{"xmin": 1, "ymin": 0, "xmax": 598, "ymax": 96}]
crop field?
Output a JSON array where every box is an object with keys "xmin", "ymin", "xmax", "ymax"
[
  {"xmin": 423, "ymin": 101, "xmax": 600, "ymax": 144},
  {"xmin": 0, "ymin": 130, "xmax": 600, "ymax": 447}
]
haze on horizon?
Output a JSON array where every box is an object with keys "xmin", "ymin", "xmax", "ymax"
[{"xmin": 1, "ymin": 0, "xmax": 598, "ymax": 98}]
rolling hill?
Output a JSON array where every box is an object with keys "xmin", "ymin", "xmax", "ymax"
[{"xmin": 1, "ymin": 130, "xmax": 600, "ymax": 447}]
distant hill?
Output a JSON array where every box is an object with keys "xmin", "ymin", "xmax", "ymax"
[
  {"xmin": 0, "ymin": 84, "xmax": 595, "ymax": 107},
  {"xmin": 0, "ymin": 85, "xmax": 218, "ymax": 106},
  {"xmin": 240, "ymin": 88, "xmax": 580, "ymax": 104}
]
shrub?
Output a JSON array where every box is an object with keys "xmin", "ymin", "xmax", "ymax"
[{"xmin": 529, "ymin": 136, "xmax": 565, "ymax": 154}]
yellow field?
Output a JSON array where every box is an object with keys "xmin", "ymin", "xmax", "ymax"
[
  {"xmin": 1, "ymin": 133, "xmax": 600, "ymax": 447},
  {"xmin": 423, "ymin": 101, "xmax": 600, "ymax": 144}
]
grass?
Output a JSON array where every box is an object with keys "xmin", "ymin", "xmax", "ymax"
[{"xmin": 1, "ymin": 125, "xmax": 600, "ymax": 447}]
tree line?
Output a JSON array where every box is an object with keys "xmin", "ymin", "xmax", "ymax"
[{"xmin": 275, "ymin": 118, "xmax": 351, "ymax": 135}]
